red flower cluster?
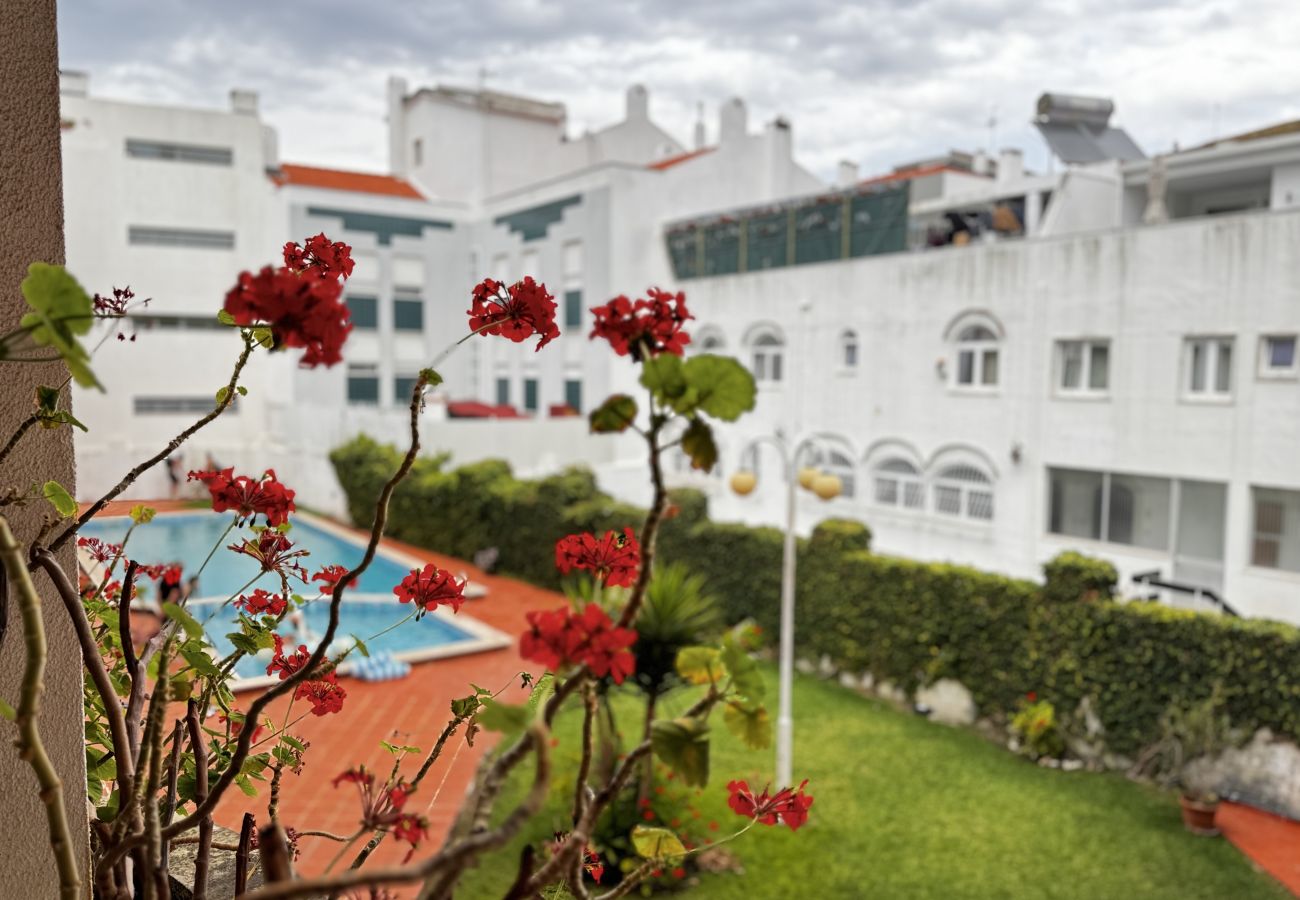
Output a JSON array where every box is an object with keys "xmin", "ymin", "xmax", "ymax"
[
  {"xmin": 267, "ymin": 635, "xmax": 346, "ymax": 716},
  {"xmin": 283, "ymin": 233, "xmax": 355, "ymax": 281},
  {"xmin": 589, "ymin": 288, "xmax": 692, "ymax": 359},
  {"xmin": 229, "ymin": 530, "xmax": 309, "ymax": 582},
  {"xmin": 725, "ymin": 780, "xmax": 814, "ymax": 832},
  {"xmin": 223, "ymin": 265, "xmax": 352, "ymax": 367},
  {"xmin": 467, "ymin": 277, "xmax": 559, "ymax": 351},
  {"xmin": 234, "ymin": 589, "xmax": 288, "ymax": 617},
  {"xmin": 555, "ymin": 528, "xmax": 640, "ymax": 587},
  {"xmin": 551, "ymin": 832, "xmax": 604, "ymax": 884},
  {"xmin": 77, "ymin": 536, "xmax": 122, "ymax": 564},
  {"xmin": 393, "ymin": 564, "xmax": 467, "ymax": 615},
  {"xmin": 332, "ymin": 766, "xmax": 429, "ymax": 860},
  {"xmin": 188, "ymin": 468, "xmax": 296, "ymax": 526},
  {"xmin": 312, "ymin": 564, "xmax": 353, "ymax": 595},
  {"xmin": 519, "ymin": 603, "xmax": 637, "ymax": 684}
]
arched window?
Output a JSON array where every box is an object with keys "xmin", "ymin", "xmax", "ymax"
[
  {"xmin": 954, "ymin": 324, "xmax": 1000, "ymax": 388},
  {"xmin": 873, "ymin": 458, "xmax": 923, "ymax": 509},
  {"xmin": 749, "ymin": 329, "xmax": 785, "ymax": 383},
  {"xmin": 839, "ymin": 330, "xmax": 859, "ymax": 368},
  {"xmin": 695, "ymin": 327, "xmax": 725, "ymax": 354},
  {"xmin": 933, "ymin": 464, "xmax": 994, "ymax": 520}
]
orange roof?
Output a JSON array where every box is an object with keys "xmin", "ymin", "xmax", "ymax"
[
  {"xmin": 647, "ymin": 147, "xmax": 715, "ymax": 171},
  {"xmin": 857, "ymin": 163, "xmax": 984, "ymax": 188},
  {"xmin": 272, "ymin": 163, "xmax": 425, "ymax": 199}
]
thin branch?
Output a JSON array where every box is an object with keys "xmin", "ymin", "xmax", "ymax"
[
  {"xmin": 119, "ymin": 559, "xmax": 140, "ymax": 679},
  {"xmin": 161, "ymin": 719, "xmax": 184, "ymax": 872},
  {"xmin": 185, "ymin": 699, "xmax": 212, "ymax": 900},
  {"xmin": 46, "ymin": 333, "xmax": 255, "ymax": 556},
  {"xmin": 141, "ymin": 649, "xmax": 171, "ymax": 900},
  {"xmin": 0, "ymin": 412, "xmax": 39, "ymax": 469},
  {"xmin": 235, "ymin": 814, "xmax": 255, "ymax": 895},
  {"xmin": 573, "ymin": 682, "xmax": 597, "ymax": 824},
  {"xmin": 32, "ymin": 548, "xmax": 135, "ymax": 802},
  {"xmin": 1, "ymin": 516, "xmax": 83, "ymax": 900}
]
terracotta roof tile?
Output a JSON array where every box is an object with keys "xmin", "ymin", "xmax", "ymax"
[
  {"xmin": 647, "ymin": 147, "xmax": 714, "ymax": 171},
  {"xmin": 273, "ymin": 163, "xmax": 425, "ymax": 199}
]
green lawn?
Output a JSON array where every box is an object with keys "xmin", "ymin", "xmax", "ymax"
[{"xmin": 457, "ymin": 668, "xmax": 1285, "ymax": 899}]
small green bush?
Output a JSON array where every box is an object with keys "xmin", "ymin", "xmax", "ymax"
[{"xmin": 1042, "ymin": 550, "xmax": 1118, "ymax": 605}]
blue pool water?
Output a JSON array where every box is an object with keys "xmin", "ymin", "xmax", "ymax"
[{"xmin": 79, "ymin": 513, "xmax": 476, "ymax": 679}]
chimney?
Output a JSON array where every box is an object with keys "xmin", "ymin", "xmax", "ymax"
[
  {"xmin": 625, "ymin": 84, "xmax": 648, "ymax": 121},
  {"xmin": 719, "ymin": 97, "xmax": 747, "ymax": 145},
  {"xmin": 836, "ymin": 159, "xmax": 859, "ymax": 187},
  {"xmin": 763, "ymin": 117, "xmax": 794, "ymax": 197},
  {"xmin": 229, "ymin": 89, "xmax": 259, "ymax": 115},
  {"xmin": 693, "ymin": 101, "xmax": 706, "ymax": 150},
  {"xmin": 996, "ymin": 147, "xmax": 1023, "ymax": 185},
  {"xmin": 971, "ymin": 149, "xmax": 991, "ymax": 176},
  {"xmin": 59, "ymin": 70, "xmax": 89, "ymax": 96},
  {"xmin": 261, "ymin": 124, "xmax": 280, "ymax": 174},
  {"xmin": 387, "ymin": 75, "xmax": 409, "ymax": 175}
]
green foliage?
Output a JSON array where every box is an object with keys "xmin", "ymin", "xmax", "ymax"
[
  {"xmin": 1042, "ymin": 550, "xmax": 1117, "ymax": 605},
  {"xmin": 807, "ymin": 517, "xmax": 872, "ymax": 558},
  {"xmin": 588, "ymin": 394, "xmax": 637, "ymax": 433},
  {"xmin": 42, "ymin": 480, "xmax": 77, "ymax": 518},
  {"xmin": 650, "ymin": 716, "xmax": 710, "ymax": 787},
  {"xmin": 632, "ymin": 563, "xmax": 722, "ymax": 696},
  {"xmin": 35, "ymin": 385, "xmax": 87, "ymax": 431},
  {"xmin": 18, "ymin": 263, "xmax": 101, "ymax": 389},
  {"xmin": 631, "ymin": 825, "xmax": 686, "ymax": 860},
  {"xmin": 639, "ymin": 353, "xmax": 756, "ymax": 421},
  {"xmin": 680, "ymin": 418, "xmax": 718, "ymax": 471},
  {"xmin": 1010, "ymin": 697, "xmax": 1065, "ymax": 759}
]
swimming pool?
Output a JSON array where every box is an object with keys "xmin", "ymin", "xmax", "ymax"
[{"xmin": 79, "ymin": 511, "xmax": 510, "ymax": 686}]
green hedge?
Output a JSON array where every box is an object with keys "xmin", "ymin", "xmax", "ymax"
[{"xmin": 331, "ymin": 436, "xmax": 1300, "ymax": 758}]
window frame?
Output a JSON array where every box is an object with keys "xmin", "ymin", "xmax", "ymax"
[
  {"xmin": 1258, "ymin": 334, "xmax": 1299, "ymax": 380},
  {"xmin": 347, "ymin": 295, "xmax": 379, "ymax": 330},
  {"xmin": 1249, "ymin": 486, "xmax": 1300, "ymax": 574},
  {"xmin": 1054, "ymin": 338, "xmax": 1111, "ymax": 397},
  {"xmin": 839, "ymin": 329, "xmax": 860, "ymax": 371},
  {"xmin": 932, "ymin": 464, "xmax": 994, "ymax": 521},
  {"xmin": 392, "ymin": 296, "xmax": 424, "ymax": 332},
  {"xmin": 1182, "ymin": 335, "xmax": 1234, "ymax": 401},
  {"xmin": 750, "ymin": 330, "xmax": 785, "ymax": 384},
  {"xmin": 523, "ymin": 377, "xmax": 539, "ymax": 414},
  {"xmin": 346, "ymin": 365, "xmax": 380, "ymax": 406},
  {"xmin": 952, "ymin": 324, "xmax": 1000, "ymax": 392},
  {"xmin": 872, "ymin": 459, "xmax": 924, "ymax": 511}
]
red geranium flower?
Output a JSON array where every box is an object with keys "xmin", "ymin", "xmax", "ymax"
[
  {"xmin": 311, "ymin": 564, "xmax": 353, "ymax": 595},
  {"xmin": 295, "ymin": 672, "xmax": 347, "ymax": 716},
  {"xmin": 77, "ymin": 536, "xmax": 123, "ymax": 563},
  {"xmin": 393, "ymin": 564, "xmax": 467, "ymax": 615},
  {"xmin": 188, "ymin": 468, "xmax": 296, "ymax": 526},
  {"xmin": 555, "ymin": 528, "xmax": 640, "ymax": 587},
  {"xmin": 333, "ymin": 765, "xmax": 428, "ymax": 860},
  {"xmin": 283, "ymin": 233, "xmax": 355, "ymax": 280},
  {"xmin": 466, "ymin": 277, "xmax": 559, "ymax": 351},
  {"xmin": 223, "ymin": 265, "xmax": 352, "ymax": 368},
  {"xmin": 726, "ymin": 779, "xmax": 814, "ymax": 832},
  {"xmin": 589, "ymin": 288, "xmax": 692, "ymax": 359},
  {"xmin": 267, "ymin": 634, "xmax": 313, "ymax": 680},
  {"xmin": 550, "ymin": 832, "xmax": 605, "ymax": 883},
  {"xmin": 229, "ymin": 530, "xmax": 309, "ymax": 582},
  {"xmin": 519, "ymin": 603, "xmax": 637, "ymax": 684},
  {"xmin": 234, "ymin": 588, "xmax": 288, "ymax": 617}
]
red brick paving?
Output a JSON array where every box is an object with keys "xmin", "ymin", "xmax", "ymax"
[{"xmin": 1219, "ymin": 802, "xmax": 1300, "ymax": 896}]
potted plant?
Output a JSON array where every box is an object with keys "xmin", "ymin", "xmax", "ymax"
[{"xmin": 1132, "ymin": 686, "xmax": 1235, "ymax": 836}]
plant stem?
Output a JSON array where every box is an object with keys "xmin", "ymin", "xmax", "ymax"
[
  {"xmin": 0, "ymin": 516, "xmax": 82, "ymax": 900},
  {"xmin": 0, "ymin": 413, "xmax": 39, "ymax": 469}
]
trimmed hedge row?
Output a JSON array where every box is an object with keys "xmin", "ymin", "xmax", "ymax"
[{"xmin": 330, "ymin": 436, "xmax": 1300, "ymax": 757}]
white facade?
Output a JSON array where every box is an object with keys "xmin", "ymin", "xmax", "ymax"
[{"xmin": 61, "ymin": 71, "xmax": 1300, "ymax": 623}]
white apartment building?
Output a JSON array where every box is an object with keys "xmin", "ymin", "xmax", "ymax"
[{"xmin": 60, "ymin": 73, "xmax": 1300, "ymax": 623}]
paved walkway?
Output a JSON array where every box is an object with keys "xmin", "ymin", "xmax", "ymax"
[{"xmin": 1220, "ymin": 801, "xmax": 1300, "ymax": 896}]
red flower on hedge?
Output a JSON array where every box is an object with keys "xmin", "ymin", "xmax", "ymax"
[
  {"xmin": 394, "ymin": 564, "xmax": 467, "ymax": 615},
  {"xmin": 189, "ymin": 468, "xmax": 296, "ymax": 526},
  {"xmin": 555, "ymin": 528, "xmax": 640, "ymax": 588},
  {"xmin": 726, "ymin": 780, "xmax": 813, "ymax": 832},
  {"xmin": 234, "ymin": 588, "xmax": 288, "ymax": 617},
  {"xmin": 467, "ymin": 277, "xmax": 559, "ymax": 351},
  {"xmin": 223, "ymin": 265, "xmax": 352, "ymax": 367},
  {"xmin": 520, "ymin": 603, "xmax": 637, "ymax": 683},
  {"xmin": 589, "ymin": 288, "xmax": 692, "ymax": 360},
  {"xmin": 312, "ymin": 564, "xmax": 353, "ymax": 595},
  {"xmin": 333, "ymin": 766, "xmax": 428, "ymax": 860},
  {"xmin": 229, "ymin": 530, "xmax": 309, "ymax": 582},
  {"xmin": 283, "ymin": 233, "xmax": 355, "ymax": 280}
]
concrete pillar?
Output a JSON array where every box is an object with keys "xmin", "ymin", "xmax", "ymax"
[{"xmin": 0, "ymin": 1, "xmax": 90, "ymax": 895}]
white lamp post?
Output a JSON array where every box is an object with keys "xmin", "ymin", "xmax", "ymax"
[{"xmin": 729, "ymin": 432, "xmax": 841, "ymax": 787}]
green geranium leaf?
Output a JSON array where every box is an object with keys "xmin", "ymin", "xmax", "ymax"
[
  {"xmin": 164, "ymin": 603, "xmax": 204, "ymax": 641},
  {"xmin": 526, "ymin": 672, "xmax": 555, "ymax": 714},
  {"xmin": 217, "ymin": 309, "xmax": 237, "ymax": 326},
  {"xmin": 236, "ymin": 385, "xmax": 248, "ymax": 396},
  {"xmin": 179, "ymin": 646, "xmax": 220, "ymax": 678},
  {"xmin": 19, "ymin": 263, "xmax": 101, "ymax": 389},
  {"xmin": 723, "ymin": 701, "xmax": 772, "ymax": 749},
  {"xmin": 631, "ymin": 825, "xmax": 687, "ymax": 860},
  {"xmin": 675, "ymin": 646, "xmax": 725, "ymax": 685},
  {"xmin": 215, "ymin": 386, "xmax": 229, "ymax": 405},
  {"xmin": 477, "ymin": 699, "xmax": 530, "ymax": 733},
  {"xmin": 680, "ymin": 418, "xmax": 718, "ymax": 471},
  {"xmin": 589, "ymin": 394, "xmax": 638, "ymax": 433},
  {"xmin": 42, "ymin": 480, "xmax": 77, "ymax": 518},
  {"xmin": 0, "ymin": 696, "xmax": 15, "ymax": 721},
  {"xmin": 130, "ymin": 504, "xmax": 156, "ymax": 525},
  {"xmin": 721, "ymin": 637, "xmax": 765, "ymax": 706},
  {"xmin": 234, "ymin": 774, "xmax": 258, "ymax": 798},
  {"xmin": 450, "ymin": 693, "xmax": 482, "ymax": 719},
  {"xmin": 640, "ymin": 353, "xmax": 688, "ymax": 405},
  {"xmin": 419, "ymin": 367, "xmax": 443, "ymax": 388},
  {"xmin": 251, "ymin": 326, "xmax": 274, "ymax": 349},
  {"xmin": 35, "ymin": 386, "xmax": 60, "ymax": 414},
  {"xmin": 650, "ymin": 716, "xmax": 710, "ymax": 787},
  {"xmin": 682, "ymin": 355, "xmax": 756, "ymax": 422},
  {"xmin": 227, "ymin": 633, "xmax": 261, "ymax": 657}
]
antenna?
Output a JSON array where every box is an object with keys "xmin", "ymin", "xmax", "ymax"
[{"xmin": 986, "ymin": 102, "xmax": 999, "ymax": 154}]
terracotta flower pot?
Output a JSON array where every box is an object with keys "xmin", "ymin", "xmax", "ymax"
[{"xmin": 1179, "ymin": 794, "xmax": 1220, "ymax": 836}]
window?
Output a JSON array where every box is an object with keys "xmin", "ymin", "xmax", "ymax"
[
  {"xmin": 563, "ymin": 241, "xmax": 583, "ymax": 280},
  {"xmin": 347, "ymin": 296, "xmax": 378, "ymax": 330},
  {"xmin": 873, "ymin": 459, "xmax": 924, "ymax": 509},
  {"xmin": 1251, "ymin": 487, "xmax": 1300, "ymax": 572},
  {"xmin": 128, "ymin": 226, "xmax": 235, "ymax": 250},
  {"xmin": 134, "ymin": 396, "xmax": 234, "ymax": 415},
  {"xmin": 933, "ymin": 464, "xmax": 994, "ymax": 520},
  {"xmin": 347, "ymin": 366, "xmax": 379, "ymax": 405},
  {"xmin": 840, "ymin": 330, "xmax": 859, "ymax": 369},
  {"xmin": 1047, "ymin": 467, "xmax": 1172, "ymax": 550},
  {"xmin": 1056, "ymin": 339, "xmax": 1110, "ymax": 394},
  {"xmin": 393, "ymin": 375, "xmax": 418, "ymax": 401},
  {"xmin": 131, "ymin": 314, "xmax": 226, "ymax": 332},
  {"xmin": 393, "ymin": 296, "xmax": 424, "ymax": 332},
  {"xmin": 954, "ymin": 325, "xmax": 999, "ymax": 388},
  {"xmin": 750, "ymin": 330, "xmax": 785, "ymax": 383},
  {"xmin": 126, "ymin": 139, "xmax": 232, "ymax": 165},
  {"xmin": 523, "ymin": 378, "xmax": 539, "ymax": 413},
  {"xmin": 495, "ymin": 377, "xmax": 510, "ymax": 406},
  {"xmin": 1185, "ymin": 337, "xmax": 1233, "ymax": 398},
  {"xmin": 1259, "ymin": 335, "xmax": 1298, "ymax": 378},
  {"xmin": 825, "ymin": 450, "xmax": 856, "ymax": 498},
  {"xmin": 564, "ymin": 291, "xmax": 583, "ymax": 328},
  {"xmin": 564, "ymin": 379, "xmax": 582, "ymax": 413},
  {"xmin": 695, "ymin": 328, "xmax": 725, "ymax": 353}
]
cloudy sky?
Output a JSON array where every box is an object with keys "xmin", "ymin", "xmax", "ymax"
[{"xmin": 59, "ymin": 0, "xmax": 1300, "ymax": 181}]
